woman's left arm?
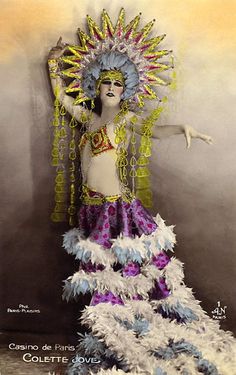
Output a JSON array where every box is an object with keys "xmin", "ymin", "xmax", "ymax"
[
  {"xmin": 151, "ymin": 125, "xmax": 213, "ymax": 148},
  {"xmin": 126, "ymin": 112, "xmax": 213, "ymax": 148}
]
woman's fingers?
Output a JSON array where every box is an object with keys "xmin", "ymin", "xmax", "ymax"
[
  {"xmin": 57, "ymin": 36, "xmax": 62, "ymax": 46},
  {"xmin": 184, "ymin": 126, "xmax": 213, "ymax": 148},
  {"xmin": 56, "ymin": 37, "xmax": 68, "ymax": 50},
  {"xmin": 199, "ymin": 133, "xmax": 214, "ymax": 145},
  {"xmin": 184, "ymin": 128, "xmax": 191, "ymax": 149},
  {"xmin": 49, "ymin": 37, "xmax": 69, "ymax": 59}
]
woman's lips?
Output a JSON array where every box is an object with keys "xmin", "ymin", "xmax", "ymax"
[{"xmin": 106, "ymin": 92, "xmax": 115, "ymax": 97}]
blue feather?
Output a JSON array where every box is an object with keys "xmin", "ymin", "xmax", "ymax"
[
  {"xmin": 157, "ymin": 302, "xmax": 199, "ymax": 323},
  {"xmin": 82, "ymin": 51, "xmax": 139, "ymax": 100},
  {"xmin": 197, "ymin": 359, "xmax": 219, "ymax": 375}
]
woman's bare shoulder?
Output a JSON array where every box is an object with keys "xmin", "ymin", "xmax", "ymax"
[
  {"xmin": 73, "ymin": 106, "xmax": 100, "ymax": 123},
  {"xmin": 125, "ymin": 110, "xmax": 143, "ymax": 128},
  {"xmin": 125, "ymin": 110, "xmax": 136, "ymax": 120}
]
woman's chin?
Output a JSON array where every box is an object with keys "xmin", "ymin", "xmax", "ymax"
[{"xmin": 101, "ymin": 99, "xmax": 120, "ymax": 108}]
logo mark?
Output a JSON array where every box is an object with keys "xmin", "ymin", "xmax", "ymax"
[{"xmin": 211, "ymin": 301, "xmax": 227, "ymax": 320}]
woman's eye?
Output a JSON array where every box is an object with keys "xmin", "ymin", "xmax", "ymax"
[
  {"xmin": 114, "ymin": 81, "xmax": 123, "ymax": 87},
  {"xmin": 102, "ymin": 80, "xmax": 111, "ymax": 85}
]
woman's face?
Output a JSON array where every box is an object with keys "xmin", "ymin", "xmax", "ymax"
[{"xmin": 99, "ymin": 78, "xmax": 124, "ymax": 107}]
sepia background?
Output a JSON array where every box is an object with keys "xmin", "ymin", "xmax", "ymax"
[{"xmin": 0, "ymin": 0, "xmax": 236, "ymax": 345}]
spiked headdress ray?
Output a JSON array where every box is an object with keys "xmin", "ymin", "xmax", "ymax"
[{"xmin": 61, "ymin": 8, "xmax": 172, "ymax": 107}]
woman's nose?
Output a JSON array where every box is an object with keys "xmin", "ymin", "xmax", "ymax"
[{"xmin": 109, "ymin": 81, "xmax": 114, "ymax": 91}]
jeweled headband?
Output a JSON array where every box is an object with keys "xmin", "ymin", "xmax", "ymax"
[{"xmin": 96, "ymin": 70, "xmax": 125, "ymax": 92}]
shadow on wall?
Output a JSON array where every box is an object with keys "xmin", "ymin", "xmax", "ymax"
[
  {"xmin": 0, "ymin": 63, "xmax": 89, "ymax": 336},
  {"xmin": 0, "ymin": 188, "xmax": 91, "ymax": 335},
  {"xmin": 152, "ymin": 165, "xmax": 236, "ymax": 335}
]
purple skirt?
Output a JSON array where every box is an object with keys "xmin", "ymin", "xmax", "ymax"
[
  {"xmin": 79, "ymin": 196, "xmax": 157, "ymax": 249},
  {"xmin": 77, "ymin": 187, "xmax": 170, "ymax": 305}
]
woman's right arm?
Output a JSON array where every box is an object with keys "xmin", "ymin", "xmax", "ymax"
[{"xmin": 48, "ymin": 38, "xmax": 88, "ymax": 120}]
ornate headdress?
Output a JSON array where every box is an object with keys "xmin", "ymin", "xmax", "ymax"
[
  {"xmin": 61, "ymin": 8, "xmax": 171, "ymax": 107},
  {"xmin": 50, "ymin": 9, "xmax": 173, "ymax": 225}
]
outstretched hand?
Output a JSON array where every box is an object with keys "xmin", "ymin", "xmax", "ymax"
[
  {"xmin": 48, "ymin": 37, "xmax": 68, "ymax": 60},
  {"xmin": 184, "ymin": 125, "xmax": 213, "ymax": 149}
]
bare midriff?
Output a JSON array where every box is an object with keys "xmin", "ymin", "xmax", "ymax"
[
  {"xmin": 81, "ymin": 148, "xmax": 122, "ymax": 196},
  {"xmin": 79, "ymin": 121, "xmax": 131, "ymax": 196}
]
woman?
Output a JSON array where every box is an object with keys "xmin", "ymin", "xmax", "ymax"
[
  {"xmin": 48, "ymin": 38, "xmax": 212, "ymax": 244},
  {"xmin": 48, "ymin": 10, "xmax": 235, "ymax": 375}
]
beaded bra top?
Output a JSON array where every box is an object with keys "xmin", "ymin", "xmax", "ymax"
[{"xmin": 79, "ymin": 125, "xmax": 114, "ymax": 156}]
